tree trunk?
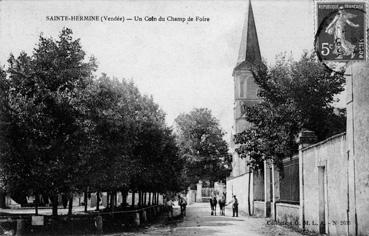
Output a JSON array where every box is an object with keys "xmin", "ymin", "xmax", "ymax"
[
  {"xmin": 84, "ymin": 190, "xmax": 88, "ymax": 213},
  {"xmin": 122, "ymin": 190, "xmax": 128, "ymax": 207},
  {"xmin": 96, "ymin": 191, "xmax": 100, "ymax": 211},
  {"xmin": 68, "ymin": 196, "xmax": 73, "ymax": 216},
  {"xmin": 132, "ymin": 191, "xmax": 135, "ymax": 207},
  {"xmin": 42, "ymin": 193, "xmax": 49, "ymax": 205},
  {"xmin": 110, "ymin": 191, "xmax": 115, "ymax": 213},
  {"xmin": 35, "ymin": 194, "xmax": 39, "ymax": 215},
  {"xmin": 51, "ymin": 195, "xmax": 58, "ymax": 216}
]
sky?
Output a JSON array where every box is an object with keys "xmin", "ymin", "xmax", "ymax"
[{"xmin": 0, "ymin": 0, "xmax": 315, "ymax": 139}]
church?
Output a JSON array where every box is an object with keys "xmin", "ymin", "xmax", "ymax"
[{"xmin": 226, "ymin": 0, "xmax": 270, "ymax": 217}]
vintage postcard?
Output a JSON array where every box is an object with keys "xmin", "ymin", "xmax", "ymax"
[{"xmin": 0, "ymin": 0, "xmax": 368, "ymax": 235}]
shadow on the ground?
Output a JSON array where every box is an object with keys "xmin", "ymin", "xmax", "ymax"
[{"xmin": 201, "ymin": 216, "xmax": 244, "ymax": 222}]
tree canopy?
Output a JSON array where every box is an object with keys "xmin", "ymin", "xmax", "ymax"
[
  {"xmin": 0, "ymin": 28, "xmax": 184, "ymax": 214},
  {"xmin": 234, "ymin": 52, "xmax": 346, "ymax": 170},
  {"xmin": 175, "ymin": 108, "xmax": 231, "ymax": 186}
]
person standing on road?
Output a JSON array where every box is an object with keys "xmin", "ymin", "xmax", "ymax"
[
  {"xmin": 209, "ymin": 197, "xmax": 213, "ymax": 215},
  {"xmin": 179, "ymin": 195, "xmax": 187, "ymax": 216},
  {"xmin": 219, "ymin": 192, "xmax": 226, "ymax": 216},
  {"xmin": 232, "ymin": 195, "xmax": 238, "ymax": 217},
  {"xmin": 210, "ymin": 196, "xmax": 217, "ymax": 216},
  {"xmin": 227, "ymin": 195, "xmax": 238, "ymax": 217},
  {"xmin": 166, "ymin": 196, "xmax": 174, "ymax": 219}
]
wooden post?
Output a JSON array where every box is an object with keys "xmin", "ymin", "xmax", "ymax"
[
  {"xmin": 96, "ymin": 215, "xmax": 103, "ymax": 234},
  {"xmin": 134, "ymin": 212, "xmax": 140, "ymax": 226},
  {"xmin": 142, "ymin": 210, "xmax": 147, "ymax": 222},
  {"xmin": 16, "ymin": 219, "xmax": 25, "ymax": 236}
]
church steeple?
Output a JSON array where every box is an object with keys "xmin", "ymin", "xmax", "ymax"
[
  {"xmin": 230, "ymin": 0, "xmax": 262, "ymax": 177},
  {"xmin": 234, "ymin": 0, "xmax": 261, "ymax": 74},
  {"xmin": 232, "ymin": 0, "xmax": 261, "ymax": 134}
]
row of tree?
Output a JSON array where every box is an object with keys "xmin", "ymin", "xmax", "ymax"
[
  {"xmin": 0, "ymin": 28, "xmax": 184, "ymax": 215},
  {"xmin": 234, "ymin": 52, "xmax": 346, "ymax": 170}
]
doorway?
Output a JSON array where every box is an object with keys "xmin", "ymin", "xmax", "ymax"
[{"xmin": 318, "ymin": 166, "xmax": 327, "ymax": 234}]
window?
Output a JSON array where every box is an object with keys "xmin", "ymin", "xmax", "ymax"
[{"xmin": 240, "ymin": 79, "xmax": 246, "ymax": 98}]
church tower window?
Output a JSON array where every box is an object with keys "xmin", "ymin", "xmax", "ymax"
[{"xmin": 240, "ymin": 79, "xmax": 246, "ymax": 98}]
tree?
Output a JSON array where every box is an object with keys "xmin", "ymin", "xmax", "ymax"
[
  {"xmin": 81, "ymin": 74, "xmax": 184, "ymax": 207},
  {"xmin": 0, "ymin": 28, "xmax": 97, "ymax": 215},
  {"xmin": 175, "ymin": 108, "xmax": 231, "ymax": 186},
  {"xmin": 234, "ymin": 52, "xmax": 346, "ymax": 169}
]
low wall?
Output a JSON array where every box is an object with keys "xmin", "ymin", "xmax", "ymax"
[
  {"xmin": 275, "ymin": 203, "xmax": 299, "ymax": 227},
  {"xmin": 0, "ymin": 205, "xmax": 166, "ymax": 235},
  {"xmin": 253, "ymin": 200, "xmax": 265, "ymax": 217}
]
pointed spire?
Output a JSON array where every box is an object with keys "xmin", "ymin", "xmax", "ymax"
[{"xmin": 234, "ymin": 0, "xmax": 261, "ymax": 70}]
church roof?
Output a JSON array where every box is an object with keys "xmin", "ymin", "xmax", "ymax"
[{"xmin": 233, "ymin": 0, "xmax": 261, "ymax": 73}]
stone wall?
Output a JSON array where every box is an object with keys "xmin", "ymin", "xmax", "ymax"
[
  {"xmin": 301, "ymin": 133, "xmax": 347, "ymax": 235},
  {"xmin": 275, "ymin": 203, "xmax": 299, "ymax": 227},
  {"xmin": 253, "ymin": 200, "xmax": 265, "ymax": 217}
]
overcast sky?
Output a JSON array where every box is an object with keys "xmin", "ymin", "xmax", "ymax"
[{"xmin": 0, "ymin": 0, "xmax": 314, "ymax": 139}]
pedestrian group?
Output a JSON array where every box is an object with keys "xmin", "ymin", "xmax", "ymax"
[
  {"xmin": 164, "ymin": 194, "xmax": 187, "ymax": 220},
  {"xmin": 209, "ymin": 192, "xmax": 238, "ymax": 217}
]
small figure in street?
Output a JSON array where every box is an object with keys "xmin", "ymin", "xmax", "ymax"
[
  {"xmin": 210, "ymin": 196, "xmax": 217, "ymax": 215},
  {"xmin": 231, "ymin": 195, "xmax": 238, "ymax": 217},
  {"xmin": 166, "ymin": 196, "xmax": 174, "ymax": 220},
  {"xmin": 226, "ymin": 195, "xmax": 238, "ymax": 217},
  {"xmin": 179, "ymin": 195, "xmax": 187, "ymax": 216},
  {"xmin": 219, "ymin": 192, "xmax": 226, "ymax": 216}
]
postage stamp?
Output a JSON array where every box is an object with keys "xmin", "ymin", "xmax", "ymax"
[{"xmin": 315, "ymin": 2, "xmax": 367, "ymax": 63}]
